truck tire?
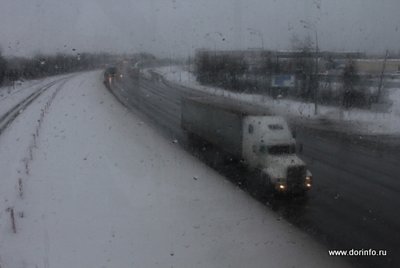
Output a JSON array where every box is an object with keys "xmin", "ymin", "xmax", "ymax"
[
  {"xmin": 261, "ymin": 173, "xmax": 275, "ymax": 197},
  {"xmin": 186, "ymin": 132, "xmax": 213, "ymax": 162},
  {"xmin": 246, "ymin": 170, "xmax": 271, "ymax": 198},
  {"xmin": 186, "ymin": 132, "xmax": 202, "ymax": 151},
  {"xmin": 186, "ymin": 131, "xmax": 195, "ymax": 145}
]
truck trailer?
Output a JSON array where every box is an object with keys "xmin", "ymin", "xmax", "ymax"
[{"xmin": 181, "ymin": 96, "xmax": 312, "ymax": 194}]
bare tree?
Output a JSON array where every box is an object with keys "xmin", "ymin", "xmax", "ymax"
[
  {"xmin": 290, "ymin": 34, "xmax": 315, "ymax": 100},
  {"xmin": 0, "ymin": 46, "xmax": 7, "ymax": 85},
  {"xmin": 341, "ymin": 59, "xmax": 360, "ymax": 109}
]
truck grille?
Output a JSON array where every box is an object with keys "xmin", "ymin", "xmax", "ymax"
[{"xmin": 287, "ymin": 165, "xmax": 306, "ymax": 187}]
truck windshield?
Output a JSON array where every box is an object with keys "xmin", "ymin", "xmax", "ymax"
[{"xmin": 262, "ymin": 144, "xmax": 296, "ymax": 155}]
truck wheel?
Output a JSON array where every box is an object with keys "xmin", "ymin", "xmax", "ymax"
[
  {"xmin": 186, "ymin": 132, "xmax": 198, "ymax": 150},
  {"xmin": 246, "ymin": 171, "xmax": 269, "ymax": 198},
  {"xmin": 261, "ymin": 173, "xmax": 275, "ymax": 197},
  {"xmin": 244, "ymin": 170, "xmax": 257, "ymax": 195}
]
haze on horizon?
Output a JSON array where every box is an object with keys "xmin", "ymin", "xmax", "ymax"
[{"xmin": 1, "ymin": 0, "xmax": 399, "ymax": 58}]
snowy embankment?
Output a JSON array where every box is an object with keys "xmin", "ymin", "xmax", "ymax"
[
  {"xmin": 0, "ymin": 74, "xmax": 74, "ymax": 119},
  {"xmin": 0, "ymin": 70, "xmax": 347, "ymax": 267},
  {"xmin": 154, "ymin": 65, "xmax": 400, "ymax": 136}
]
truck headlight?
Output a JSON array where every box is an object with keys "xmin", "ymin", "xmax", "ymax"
[
  {"xmin": 305, "ymin": 176, "xmax": 312, "ymax": 188},
  {"xmin": 276, "ymin": 182, "xmax": 286, "ymax": 191}
]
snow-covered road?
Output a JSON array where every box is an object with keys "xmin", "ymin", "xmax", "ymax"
[
  {"xmin": 0, "ymin": 71, "xmax": 347, "ymax": 267},
  {"xmin": 0, "ymin": 74, "xmax": 75, "ymax": 120}
]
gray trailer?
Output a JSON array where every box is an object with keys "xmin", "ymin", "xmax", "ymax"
[{"xmin": 181, "ymin": 96, "xmax": 312, "ymax": 193}]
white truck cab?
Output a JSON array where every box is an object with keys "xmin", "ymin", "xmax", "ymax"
[{"xmin": 242, "ymin": 116, "xmax": 312, "ymax": 193}]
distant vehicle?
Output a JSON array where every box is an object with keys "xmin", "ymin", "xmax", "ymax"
[
  {"xmin": 181, "ymin": 96, "xmax": 312, "ymax": 194},
  {"xmin": 104, "ymin": 66, "xmax": 118, "ymax": 83}
]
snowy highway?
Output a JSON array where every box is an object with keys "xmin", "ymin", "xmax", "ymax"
[
  {"xmin": 0, "ymin": 71, "xmax": 349, "ymax": 267},
  {"xmin": 2, "ymin": 1, "xmax": 400, "ymax": 267},
  {"xmin": 111, "ymin": 69, "xmax": 400, "ymax": 268}
]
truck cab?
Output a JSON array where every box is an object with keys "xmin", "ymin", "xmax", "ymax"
[{"xmin": 242, "ymin": 116, "xmax": 312, "ymax": 193}]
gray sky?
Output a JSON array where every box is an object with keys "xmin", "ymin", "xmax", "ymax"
[{"xmin": 1, "ymin": 0, "xmax": 400, "ymax": 57}]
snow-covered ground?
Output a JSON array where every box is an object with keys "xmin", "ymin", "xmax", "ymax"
[
  {"xmin": 0, "ymin": 74, "xmax": 75, "ymax": 119},
  {"xmin": 154, "ymin": 66, "xmax": 400, "ymax": 136},
  {"xmin": 0, "ymin": 70, "xmax": 348, "ymax": 267}
]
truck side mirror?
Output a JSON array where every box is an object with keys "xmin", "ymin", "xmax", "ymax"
[{"xmin": 292, "ymin": 129, "xmax": 297, "ymax": 138}]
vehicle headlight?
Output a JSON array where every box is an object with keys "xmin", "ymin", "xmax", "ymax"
[
  {"xmin": 305, "ymin": 176, "xmax": 312, "ymax": 188},
  {"xmin": 276, "ymin": 182, "xmax": 286, "ymax": 191}
]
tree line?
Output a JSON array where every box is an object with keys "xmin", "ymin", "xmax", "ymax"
[
  {"xmin": 0, "ymin": 51, "xmax": 116, "ymax": 86},
  {"xmin": 195, "ymin": 52, "xmax": 248, "ymax": 91},
  {"xmin": 194, "ymin": 49, "xmax": 368, "ymax": 108}
]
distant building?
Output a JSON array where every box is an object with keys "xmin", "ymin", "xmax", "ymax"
[{"xmin": 354, "ymin": 59, "xmax": 400, "ymax": 75}]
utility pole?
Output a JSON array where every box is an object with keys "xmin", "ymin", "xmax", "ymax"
[
  {"xmin": 300, "ymin": 19, "xmax": 319, "ymax": 115},
  {"xmin": 377, "ymin": 49, "xmax": 389, "ymax": 103},
  {"xmin": 314, "ymin": 31, "xmax": 319, "ymax": 115}
]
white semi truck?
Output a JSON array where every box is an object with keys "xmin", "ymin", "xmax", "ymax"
[{"xmin": 181, "ymin": 96, "xmax": 312, "ymax": 194}]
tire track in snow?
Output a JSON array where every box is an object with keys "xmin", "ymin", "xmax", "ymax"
[
  {"xmin": 3, "ymin": 77, "xmax": 72, "ymax": 237},
  {"xmin": 0, "ymin": 75, "xmax": 74, "ymax": 136}
]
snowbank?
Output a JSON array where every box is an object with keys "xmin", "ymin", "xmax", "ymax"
[
  {"xmin": 0, "ymin": 70, "xmax": 348, "ymax": 267},
  {"xmin": 154, "ymin": 65, "xmax": 400, "ymax": 136}
]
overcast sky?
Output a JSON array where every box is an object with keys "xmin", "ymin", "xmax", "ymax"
[{"xmin": 1, "ymin": 0, "xmax": 400, "ymax": 57}]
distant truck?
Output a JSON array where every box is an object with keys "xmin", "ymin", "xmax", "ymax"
[
  {"xmin": 104, "ymin": 66, "xmax": 118, "ymax": 84},
  {"xmin": 181, "ymin": 96, "xmax": 312, "ymax": 194}
]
